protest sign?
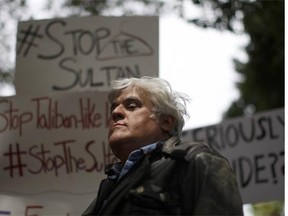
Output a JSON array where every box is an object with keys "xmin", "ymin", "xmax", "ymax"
[
  {"xmin": 0, "ymin": 195, "xmax": 74, "ymax": 216},
  {"xmin": 181, "ymin": 108, "xmax": 284, "ymax": 204},
  {"xmin": 15, "ymin": 16, "xmax": 158, "ymax": 95},
  {"xmin": 0, "ymin": 90, "xmax": 113, "ymax": 215}
]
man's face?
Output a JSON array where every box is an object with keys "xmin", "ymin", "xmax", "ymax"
[{"xmin": 108, "ymin": 87, "xmax": 168, "ymax": 161}]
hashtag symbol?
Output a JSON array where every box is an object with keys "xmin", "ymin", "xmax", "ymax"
[
  {"xmin": 3, "ymin": 143, "xmax": 27, "ymax": 178},
  {"xmin": 17, "ymin": 24, "xmax": 43, "ymax": 57}
]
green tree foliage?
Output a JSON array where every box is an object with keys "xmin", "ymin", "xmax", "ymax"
[
  {"xmin": 222, "ymin": 0, "xmax": 284, "ymax": 118},
  {"xmin": 183, "ymin": 0, "xmax": 284, "ymax": 117},
  {"xmin": 253, "ymin": 200, "xmax": 284, "ymax": 216},
  {"xmin": 61, "ymin": 0, "xmax": 179, "ymax": 17},
  {"xmin": 0, "ymin": 0, "xmax": 27, "ymax": 80}
]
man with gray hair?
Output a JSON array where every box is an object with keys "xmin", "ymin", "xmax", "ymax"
[{"xmin": 82, "ymin": 76, "xmax": 243, "ymax": 215}]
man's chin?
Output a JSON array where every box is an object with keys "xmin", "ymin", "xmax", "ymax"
[
  {"xmin": 109, "ymin": 136, "xmax": 127, "ymax": 150},
  {"xmin": 109, "ymin": 133, "xmax": 126, "ymax": 144},
  {"xmin": 108, "ymin": 137, "xmax": 134, "ymax": 162}
]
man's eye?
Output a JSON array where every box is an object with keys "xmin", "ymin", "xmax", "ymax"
[
  {"xmin": 123, "ymin": 98, "xmax": 143, "ymax": 110},
  {"xmin": 127, "ymin": 103, "xmax": 137, "ymax": 109}
]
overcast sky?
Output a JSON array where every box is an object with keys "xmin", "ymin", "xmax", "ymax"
[{"xmin": 159, "ymin": 15, "xmax": 248, "ymax": 130}]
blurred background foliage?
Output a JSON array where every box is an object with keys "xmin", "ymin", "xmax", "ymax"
[{"xmin": 0, "ymin": 0, "xmax": 284, "ymax": 215}]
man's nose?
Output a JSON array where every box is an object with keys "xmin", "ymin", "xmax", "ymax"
[{"xmin": 111, "ymin": 105, "xmax": 125, "ymax": 122}]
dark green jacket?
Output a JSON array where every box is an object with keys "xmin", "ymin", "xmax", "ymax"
[{"xmin": 82, "ymin": 137, "xmax": 243, "ymax": 215}]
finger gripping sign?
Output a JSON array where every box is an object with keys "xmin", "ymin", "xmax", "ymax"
[{"xmin": 15, "ymin": 16, "xmax": 159, "ymax": 95}]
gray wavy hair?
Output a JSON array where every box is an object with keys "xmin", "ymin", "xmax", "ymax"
[{"xmin": 108, "ymin": 76, "xmax": 190, "ymax": 137}]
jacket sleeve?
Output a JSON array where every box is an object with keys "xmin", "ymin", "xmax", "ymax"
[
  {"xmin": 181, "ymin": 150, "xmax": 244, "ymax": 216},
  {"xmin": 82, "ymin": 178, "xmax": 115, "ymax": 216}
]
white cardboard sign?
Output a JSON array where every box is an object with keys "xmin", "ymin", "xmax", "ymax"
[
  {"xmin": 0, "ymin": 90, "xmax": 114, "ymax": 214},
  {"xmin": 181, "ymin": 108, "xmax": 284, "ymax": 204},
  {"xmin": 15, "ymin": 16, "xmax": 159, "ymax": 95}
]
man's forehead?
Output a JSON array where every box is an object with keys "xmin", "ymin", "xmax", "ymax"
[
  {"xmin": 114, "ymin": 91, "xmax": 142, "ymax": 102},
  {"xmin": 112, "ymin": 87, "xmax": 150, "ymax": 103}
]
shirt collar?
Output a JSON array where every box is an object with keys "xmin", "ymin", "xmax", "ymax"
[{"xmin": 105, "ymin": 141, "xmax": 164, "ymax": 180}]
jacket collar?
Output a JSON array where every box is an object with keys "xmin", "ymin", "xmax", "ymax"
[
  {"xmin": 161, "ymin": 136, "xmax": 181, "ymax": 154},
  {"xmin": 98, "ymin": 155, "xmax": 151, "ymax": 214},
  {"xmin": 104, "ymin": 136, "xmax": 182, "ymax": 177}
]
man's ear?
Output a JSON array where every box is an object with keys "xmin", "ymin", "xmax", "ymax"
[{"xmin": 160, "ymin": 115, "xmax": 175, "ymax": 134}]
